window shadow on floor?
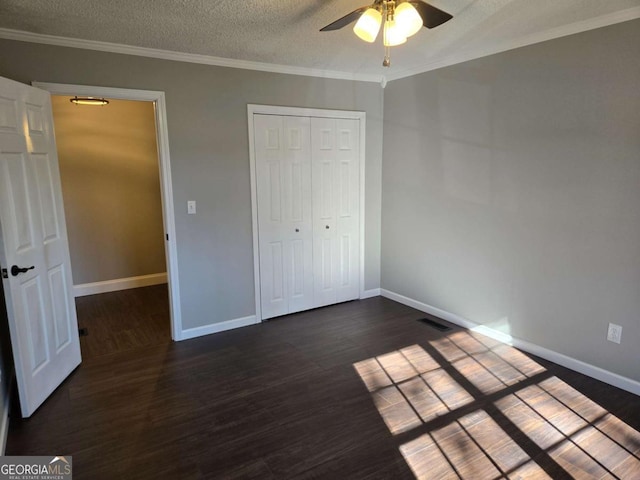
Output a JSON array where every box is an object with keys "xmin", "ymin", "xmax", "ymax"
[{"xmin": 353, "ymin": 330, "xmax": 640, "ymax": 479}]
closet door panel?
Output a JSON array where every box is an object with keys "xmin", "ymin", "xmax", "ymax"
[
  {"xmin": 283, "ymin": 116, "xmax": 314, "ymax": 314},
  {"xmin": 254, "ymin": 115, "xmax": 288, "ymax": 319},
  {"xmin": 311, "ymin": 118, "xmax": 338, "ymax": 307},
  {"xmin": 335, "ymin": 119, "xmax": 360, "ymax": 302}
]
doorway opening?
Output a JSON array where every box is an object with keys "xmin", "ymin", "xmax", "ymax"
[
  {"xmin": 34, "ymin": 83, "xmax": 182, "ymax": 346},
  {"xmin": 52, "ymin": 96, "xmax": 168, "ymax": 358}
]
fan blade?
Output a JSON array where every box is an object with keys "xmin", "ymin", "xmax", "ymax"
[
  {"xmin": 408, "ymin": 1, "xmax": 453, "ymax": 28},
  {"xmin": 320, "ymin": 6, "xmax": 369, "ymax": 31}
]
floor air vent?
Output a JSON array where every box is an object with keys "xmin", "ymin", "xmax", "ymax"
[{"xmin": 417, "ymin": 318, "xmax": 452, "ymax": 332}]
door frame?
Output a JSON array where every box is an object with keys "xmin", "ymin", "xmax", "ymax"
[
  {"xmin": 247, "ymin": 104, "xmax": 366, "ymax": 322},
  {"xmin": 32, "ymin": 82, "xmax": 183, "ymax": 340}
]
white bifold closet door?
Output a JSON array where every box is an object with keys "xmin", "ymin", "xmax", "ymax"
[
  {"xmin": 254, "ymin": 114, "xmax": 314, "ymax": 319},
  {"xmin": 311, "ymin": 117, "xmax": 360, "ymax": 307},
  {"xmin": 254, "ymin": 114, "xmax": 360, "ymax": 320}
]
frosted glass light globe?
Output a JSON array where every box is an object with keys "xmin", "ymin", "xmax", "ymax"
[
  {"xmin": 354, "ymin": 8, "xmax": 382, "ymax": 43},
  {"xmin": 395, "ymin": 2, "xmax": 423, "ymax": 38}
]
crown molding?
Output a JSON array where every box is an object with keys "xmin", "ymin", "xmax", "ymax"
[
  {"xmin": 385, "ymin": 6, "xmax": 640, "ymax": 82},
  {"xmin": 0, "ymin": 27, "xmax": 386, "ymax": 85},
  {"xmin": 2, "ymin": 5, "xmax": 637, "ymax": 86}
]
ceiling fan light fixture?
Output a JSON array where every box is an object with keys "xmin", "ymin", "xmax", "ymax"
[
  {"xmin": 69, "ymin": 96, "xmax": 109, "ymax": 106},
  {"xmin": 353, "ymin": 8, "xmax": 382, "ymax": 43},
  {"xmin": 395, "ymin": 2, "xmax": 423, "ymax": 38},
  {"xmin": 320, "ymin": 0, "xmax": 453, "ymax": 67},
  {"xmin": 383, "ymin": 20, "xmax": 407, "ymax": 46}
]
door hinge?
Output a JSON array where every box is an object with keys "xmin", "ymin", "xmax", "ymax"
[
  {"xmin": 1, "ymin": 268, "xmax": 7, "ymax": 279},
  {"xmin": 166, "ymin": 234, "xmax": 169, "ymax": 241}
]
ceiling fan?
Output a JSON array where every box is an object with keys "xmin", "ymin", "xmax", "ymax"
[{"xmin": 320, "ymin": 0, "xmax": 453, "ymax": 67}]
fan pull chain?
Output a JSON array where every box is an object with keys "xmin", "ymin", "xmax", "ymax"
[{"xmin": 382, "ymin": 0, "xmax": 391, "ymax": 66}]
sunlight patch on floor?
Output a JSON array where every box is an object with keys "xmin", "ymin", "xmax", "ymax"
[
  {"xmin": 430, "ymin": 331, "xmax": 547, "ymax": 395},
  {"xmin": 399, "ymin": 410, "xmax": 552, "ymax": 480},
  {"xmin": 497, "ymin": 377, "xmax": 640, "ymax": 479},
  {"xmin": 353, "ymin": 330, "xmax": 640, "ymax": 479},
  {"xmin": 353, "ymin": 345, "xmax": 473, "ymax": 434}
]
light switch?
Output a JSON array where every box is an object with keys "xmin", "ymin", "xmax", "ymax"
[{"xmin": 187, "ymin": 200, "xmax": 196, "ymax": 215}]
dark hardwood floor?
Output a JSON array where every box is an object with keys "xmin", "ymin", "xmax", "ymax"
[
  {"xmin": 75, "ymin": 284, "xmax": 170, "ymax": 360},
  {"xmin": 7, "ymin": 288, "xmax": 640, "ymax": 479}
]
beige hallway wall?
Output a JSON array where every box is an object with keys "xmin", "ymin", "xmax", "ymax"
[{"xmin": 51, "ymin": 97, "xmax": 166, "ymax": 285}]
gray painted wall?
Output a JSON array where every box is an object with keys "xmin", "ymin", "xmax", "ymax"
[
  {"xmin": 51, "ymin": 96, "xmax": 166, "ymax": 285},
  {"xmin": 0, "ymin": 39, "xmax": 383, "ymax": 330},
  {"xmin": 382, "ymin": 20, "xmax": 640, "ymax": 381}
]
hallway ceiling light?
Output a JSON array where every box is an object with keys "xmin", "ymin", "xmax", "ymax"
[
  {"xmin": 70, "ymin": 96, "xmax": 109, "ymax": 106},
  {"xmin": 321, "ymin": 0, "xmax": 453, "ymax": 67}
]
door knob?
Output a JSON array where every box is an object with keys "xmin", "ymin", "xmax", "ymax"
[
  {"xmin": 295, "ymin": 228, "xmax": 299, "ymax": 232},
  {"xmin": 325, "ymin": 225, "xmax": 330, "ymax": 229},
  {"xmin": 11, "ymin": 265, "xmax": 34, "ymax": 277}
]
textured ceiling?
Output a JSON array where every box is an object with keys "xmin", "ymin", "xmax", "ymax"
[{"xmin": 1, "ymin": 0, "xmax": 639, "ymax": 81}]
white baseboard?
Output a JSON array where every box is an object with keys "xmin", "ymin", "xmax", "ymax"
[
  {"xmin": 179, "ymin": 315, "xmax": 259, "ymax": 341},
  {"xmin": 360, "ymin": 288, "xmax": 381, "ymax": 299},
  {"xmin": 380, "ymin": 289, "xmax": 640, "ymax": 397},
  {"xmin": 74, "ymin": 272, "xmax": 168, "ymax": 297},
  {"xmin": 381, "ymin": 289, "xmax": 478, "ymax": 330}
]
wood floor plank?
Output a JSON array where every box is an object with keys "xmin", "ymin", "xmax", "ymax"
[{"xmin": 7, "ymin": 288, "xmax": 640, "ymax": 479}]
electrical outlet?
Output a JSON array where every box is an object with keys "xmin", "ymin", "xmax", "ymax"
[{"xmin": 607, "ymin": 323, "xmax": 622, "ymax": 344}]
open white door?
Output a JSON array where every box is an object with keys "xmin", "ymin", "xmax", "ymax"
[{"xmin": 0, "ymin": 76, "xmax": 81, "ymax": 417}]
